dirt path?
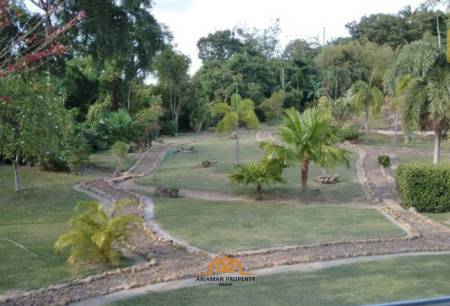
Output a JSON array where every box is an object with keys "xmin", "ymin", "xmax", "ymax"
[{"xmin": 4, "ymin": 140, "xmax": 450, "ymax": 306}]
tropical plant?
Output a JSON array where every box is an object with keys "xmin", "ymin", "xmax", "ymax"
[
  {"xmin": 111, "ymin": 141, "xmax": 129, "ymax": 177},
  {"xmin": 260, "ymin": 107, "xmax": 350, "ymax": 200},
  {"xmin": 230, "ymin": 158, "xmax": 284, "ymax": 200},
  {"xmin": 211, "ymin": 93, "xmax": 259, "ymax": 164},
  {"xmin": 388, "ymin": 75, "xmax": 414, "ymax": 145},
  {"xmin": 54, "ymin": 200, "xmax": 138, "ymax": 266},
  {"xmin": 384, "ymin": 36, "xmax": 450, "ymax": 164},
  {"xmin": 349, "ymin": 80, "xmax": 384, "ymax": 143},
  {"xmin": 95, "ymin": 109, "xmax": 137, "ymax": 145}
]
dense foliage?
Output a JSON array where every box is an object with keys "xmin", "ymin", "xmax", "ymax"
[{"xmin": 397, "ymin": 163, "xmax": 450, "ymax": 212}]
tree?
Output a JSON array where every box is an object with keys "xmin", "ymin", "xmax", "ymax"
[
  {"xmin": 260, "ymin": 107, "xmax": 350, "ymax": 200},
  {"xmin": 0, "ymin": 1, "xmax": 85, "ymax": 77},
  {"xmin": 153, "ymin": 48, "xmax": 191, "ymax": 134},
  {"xmin": 135, "ymin": 104, "xmax": 163, "ymax": 146},
  {"xmin": 230, "ymin": 158, "xmax": 284, "ymax": 200},
  {"xmin": 260, "ymin": 91, "xmax": 285, "ymax": 123},
  {"xmin": 190, "ymin": 96, "xmax": 210, "ymax": 134},
  {"xmin": 0, "ymin": 72, "xmax": 69, "ymax": 192},
  {"xmin": 384, "ymin": 36, "xmax": 450, "ymax": 164},
  {"xmin": 346, "ymin": 6, "xmax": 447, "ymax": 49},
  {"xmin": 211, "ymin": 93, "xmax": 259, "ymax": 164},
  {"xmin": 388, "ymin": 75, "xmax": 414, "ymax": 145},
  {"xmin": 349, "ymin": 80, "xmax": 384, "ymax": 143},
  {"xmin": 111, "ymin": 141, "xmax": 129, "ymax": 177},
  {"xmin": 54, "ymin": 200, "xmax": 138, "ymax": 266},
  {"xmin": 60, "ymin": 0, "xmax": 166, "ymax": 110},
  {"xmin": 197, "ymin": 30, "xmax": 242, "ymax": 62}
]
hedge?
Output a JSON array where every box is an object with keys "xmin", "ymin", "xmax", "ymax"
[{"xmin": 396, "ymin": 163, "xmax": 450, "ymax": 213}]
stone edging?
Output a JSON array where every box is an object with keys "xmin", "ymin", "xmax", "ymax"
[{"xmin": 0, "ymin": 261, "xmax": 157, "ymax": 305}]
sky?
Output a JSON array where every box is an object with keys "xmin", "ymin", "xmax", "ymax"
[{"xmin": 152, "ymin": 0, "xmax": 426, "ymax": 74}]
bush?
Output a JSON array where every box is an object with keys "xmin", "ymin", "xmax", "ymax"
[
  {"xmin": 160, "ymin": 121, "xmax": 177, "ymax": 136},
  {"xmin": 378, "ymin": 155, "xmax": 391, "ymax": 168},
  {"xmin": 338, "ymin": 124, "xmax": 361, "ymax": 141},
  {"xmin": 94, "ymin": 109, "xmax": 137, "ymax": 146},
  {"xmin": 396, "ymin": 163, "xmax": 450, "ymax": 212}
]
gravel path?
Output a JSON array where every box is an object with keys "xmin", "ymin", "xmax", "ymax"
[{"xmin": 3, "ymin": 140, "xmax": 450, "ymax": 306}]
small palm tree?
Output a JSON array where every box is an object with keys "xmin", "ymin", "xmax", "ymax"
[
  {"xmin": 55, "ymin": 200, "xmax": 138, "ymax": 266},
  {"xmin": 230, "ymin": 158, "xmax": 284, "ymax": 200},
  {"xmin": 260, "ymin": 107, "xmax": 350, "ymax": 200},
  {"xmin": 211, "ymin": 94, "xmax": 259, "ymax": 164},
  {"xmin": 349, "ymin": 80, "xmax": 383, "ymax": 143}
]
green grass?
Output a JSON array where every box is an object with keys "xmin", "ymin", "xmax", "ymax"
[
  {"xmin": 358, "ymin": 132, "xmax": 450, "ymax": 151},
  {"xmin": 88, "ymin": 152, "xmax": 140, "ymax": 172},
  {"xmin": 152, "ymin": 197, "xmax": 405, "ymax": 253},
  {"xmin": 424, "ymin": 212, "xmax": 450, "ymax": 228},
  {"xmin": 111, "ymin": 254, "xmax": 450, "ymax": 306},
  {"xmin": 0, "ymin": 166, "xmax": 124, "ymax": 293},
  {"xmin": 137, "ymin": 132, "xmax": 364, "ymax": 203}
]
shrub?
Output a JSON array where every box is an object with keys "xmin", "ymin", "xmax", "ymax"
[
  {"xmin": 160, "ymin": 121, "xmax": 177, "ymax": 136},
  {"xmin": 378, "ymin": 155, "xmax": 391, "ymax": 168},
  {"xmin": 396, "ymin": 163, "xmax": 450, "ymax": 212},
  {"xmin": 94, "ymin": 109, "xmax": 137, "ymax": 145},
  {"xmin": 155, "ymin": 186, "xmax": 180, "ymax": 198},
  {"xmin": 338, "ymin": 124, "xmax": 361, "ymax": 141}
]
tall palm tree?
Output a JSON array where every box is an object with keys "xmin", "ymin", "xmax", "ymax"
[
  {"xmin": 55, "ymin": 200, "xmax": 138, "ymax": 266},
  {"xmin": 260, "ymin": 107, "xmax": 350, "ymax": 200},
  {"xmin": 388, "ymin": 75, "xmax": 414, "ymax": 145},
  {"xmin": 349, "ymin": 80, "xmax": 384, "ymax": 143},
  {"xmin": 211, "ymin": 93, "xmax": 259, "ymax": 164},
  {"xmin": 384, "ymin": 36, "xmax": 450, "ymax": 164}
]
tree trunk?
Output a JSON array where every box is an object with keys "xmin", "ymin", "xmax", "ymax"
[
  {"xmin": 12, "ymin": 152, "xmax": 22, "ymax": 192},
  {"xmin": 364, "ymin": 106, "xmax": 369, "ymax": 144},
  {"xmin": 433, "ymin": 128, "xmax": 442, "ymax": 165},
  {"xmin": 300, "ymin": 155, "xmax": 309, "ymax": 201},
  {"xmin": 112, "ymin": 166, "xmax": 120, "ymax": 178},
  {"xmin": 256, "ymin": 183, "xmax": 263, "ymax": 201},
  {"xmin": 393, "ymin": 112, "xmax": 399, "ymax": 146},
  {"xmin": 127, "ymin": 86, "xmax": 131, "ymax": 112},
  {"xmin": 235, "ymin": 128, "xmax": 240, "ymax": 164}
]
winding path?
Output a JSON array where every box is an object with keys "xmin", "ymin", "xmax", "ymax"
[{"xmin": 3, "ymin": 139, "xmax": 450, "ymax": 306}]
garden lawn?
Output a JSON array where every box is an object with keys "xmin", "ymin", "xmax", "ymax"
[
  {"xmin": 359, "ymin": 132, "xmax": 450, "ymax": 151},
  {"xmin": 0, "ymin": 166, "xmax": 100, "ymax": 293},
  {"xmin": 137, "ymin": 132, "xmax": 364, "ymax": 203},
  {"xmin": 111, "ymin": 254, "xmax": 450, "ymax": 306},
  {"xmin": 424, "ymin": 212, "xmax": 450, "ymax": 228},
  {"xmin": 152, "ymin": 197, "xmax": 405, "ymax": 253}
]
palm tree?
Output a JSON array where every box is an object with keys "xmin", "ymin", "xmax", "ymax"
[
  {"xmin": 211, "ymin": 93, "xmax": 259, "ymax": 164},
  {"xmin": 230, "ymin": 158, "xmax": 284, "ymax": 200},
  {"xmin": 260, "ymin": 107, "xmax": 350, "ymax": 200},
  {"xmin": 349, "ymin": 80, "xmax": 384, "ymax": 143},
  {"xmin": 384, "ymin": 36, "xmax": 450, "ymax": 164},
  {"xmin": 388, "ymin": 75, "xmax": 414, "ymax": 145},
  {"xmin": 55, "ymin": 200, "xmax": 138, "ymax": 266}
]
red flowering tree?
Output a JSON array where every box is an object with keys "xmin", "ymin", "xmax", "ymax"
[{"xmin": 0, "ymin": 0, "xmax": 85, "ymax": 77}]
